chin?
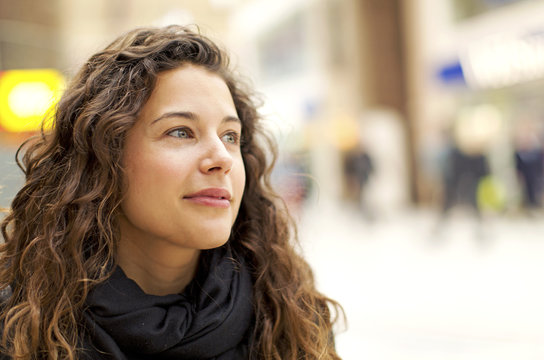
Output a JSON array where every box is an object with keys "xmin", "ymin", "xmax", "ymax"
[
  {"xmin": 200, "ymin": 238, "xmax": 230, "ymax": 250},
  {"xmin": 196, "ymin": 230, "xmax": 232, "ymax": 250}
]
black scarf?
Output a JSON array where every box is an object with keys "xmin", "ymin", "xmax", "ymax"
[{"xmin": 82, "ymin": 246, "xmax": 254, "ymax": 360}]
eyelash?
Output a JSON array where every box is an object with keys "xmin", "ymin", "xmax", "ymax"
[{"xmin": 166, "ymin": 127, "xmax": 242, "ymax": 145}]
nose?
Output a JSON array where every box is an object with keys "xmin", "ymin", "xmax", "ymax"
[{"xmin": 200, "ymin": 136, "xmax": 233, "ymax": 175}]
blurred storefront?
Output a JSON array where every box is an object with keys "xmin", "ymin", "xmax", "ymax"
[
  {"xmin": 407, "ymin": 0, "xmax": 544, "ymax": 212},
  {"xmin": 226, "ymin": 0, "xmax": 544, "ymax": 213}
]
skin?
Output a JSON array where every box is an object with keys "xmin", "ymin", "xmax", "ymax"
[{"xmin": 117, "ymin": 64, "xmax": 246, "ymax": 296}]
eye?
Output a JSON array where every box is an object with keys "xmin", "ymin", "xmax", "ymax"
[
  {"xmin": 167, "ymin": 127, "xmax": 193, "ymax": 139},
  {"xmin": 221, "ymin": 131, "xmax": 240, "ymax": 145}
]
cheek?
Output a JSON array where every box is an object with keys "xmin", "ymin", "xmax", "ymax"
[{"xmin": 124, "ymin": 152, "xmax": 187, "ymax": 200}]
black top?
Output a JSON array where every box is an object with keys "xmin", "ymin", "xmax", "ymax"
[{"xmin": 2, "ymin": 245, "xmax": 254, "ymax": 359}]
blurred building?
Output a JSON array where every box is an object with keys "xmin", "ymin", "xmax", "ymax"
[
  {"xmin": 1, "ymin": 0, "xmax": 236, "ymax": 75},
  {"xmin": 0, "ymin": 0, "xmax": 63, "ymax": 70}
]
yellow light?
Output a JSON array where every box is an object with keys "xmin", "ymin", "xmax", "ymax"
[{"xmin": 0, "ymin": 69, "xmax": 65, "ymax": 133}]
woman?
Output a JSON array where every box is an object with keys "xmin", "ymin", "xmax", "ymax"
[{"xmin": 0, "ymin": 25, "xmax": 342, "ymax": 359}]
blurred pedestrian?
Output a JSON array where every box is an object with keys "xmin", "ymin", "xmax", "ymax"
[
  {"xmin": 433, "ymin": 110, "xmax": 497, "ymax": 242},
  {"xmin": 440, "ymin": 108, "xmax": 497, "ymax": 218},
  {"xmin": 515, "ymin": 147, "xmax": 544, "ymax": 209},
  {"xmin": 441, "ymin": 145, "xmax": 490, "ymax": 215},
  {"xmin": 513, "ymin": 123, "xmax": 544, "ymax": 210},
  {"xmin": 343, "ymin": 141, "xmax": 374, "ymax": 219},
  {"xmin": 0, "ymin": 26, "xmax": 342, "ymax": 359}
]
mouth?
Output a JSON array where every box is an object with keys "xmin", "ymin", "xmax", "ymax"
[{"xmin": 183, "ymin": 188, "xmax": 232, "ymax": 208}]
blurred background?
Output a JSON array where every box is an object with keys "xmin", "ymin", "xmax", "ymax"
[{"xmin": 1, "ymin": 0, "xmax": 544, "ymax": 358}]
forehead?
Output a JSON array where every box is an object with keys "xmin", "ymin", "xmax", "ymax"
[
  {"xmin": 137, "ymin": 64, "xmax": 237, "ymax": 119},
  {"xmin": 154, "ymin": 64, "xmax": 229, "ymax": 97}
]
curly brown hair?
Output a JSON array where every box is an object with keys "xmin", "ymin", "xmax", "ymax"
[{"xmin": 0, "ymin": 25, "xmax": 343, "ymax": 359}]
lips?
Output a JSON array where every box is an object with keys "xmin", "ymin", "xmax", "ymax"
[{"xmin": 183, "ymin": 188, "xmax": 232, "ymax": 208}]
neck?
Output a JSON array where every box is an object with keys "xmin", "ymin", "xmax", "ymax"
[{"xmin": 117, "ymin": 236, "xmax": 201, "ymax": 296}]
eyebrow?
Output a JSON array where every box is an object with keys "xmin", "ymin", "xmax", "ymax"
[{"xmin": 150, "ymin": 111, "xmax": 241, "ymax": 126}]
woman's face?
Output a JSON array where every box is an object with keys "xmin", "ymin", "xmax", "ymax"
[{"xmin": 119, "ymin": 64, "xmax": 246, "ymax": 252}]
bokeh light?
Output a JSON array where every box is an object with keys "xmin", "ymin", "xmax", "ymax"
[{"xmin": 0, "ymin": 69, "xmax": 65, "ymax": 133}]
